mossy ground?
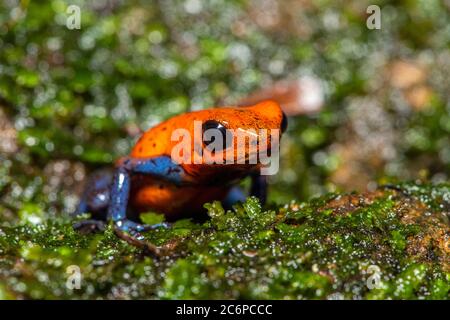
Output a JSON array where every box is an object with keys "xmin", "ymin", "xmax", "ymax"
[{"xmin": 1, "ymin": 183, "xmax": 448, "ymax": 299}]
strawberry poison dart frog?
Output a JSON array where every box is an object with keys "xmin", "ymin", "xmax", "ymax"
[{"xmin": 74, "ymin": 100, "xmax": 287, "ymax": 250}]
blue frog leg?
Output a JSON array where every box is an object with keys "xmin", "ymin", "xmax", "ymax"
[
  {"xmin": 222, "ymin": 186, "xmax": 246, "ymax": 209},
  {"xmin": 223, "ymin": 173, "xmax": 267, "ymax": 209},
  {"xmin": 250, "ymin": 173, "xmax": 267, "ymax": 205},
  {"xmin": 108, "ymin": 156, "xmax": 185, "ymax": 238},
  {"xmin": 73, "ymin": 169, "xmax": 114, "ymax": 233}
]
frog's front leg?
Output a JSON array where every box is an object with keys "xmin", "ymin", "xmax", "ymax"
[
  {"xmin": 108, "ymin": 156, "xmax": 184, "ymax": 240},
  {"xmin": 223, "ymin": 173, "xmax": 267, "ymax": 209},
  {"xmin": 250, "ymin": 173, "xmax": 267, "ymax": 205}
]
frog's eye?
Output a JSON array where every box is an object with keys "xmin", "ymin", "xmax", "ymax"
[
  {"xmin": 202, "ymin": 120, "xmax": 232, "ymax": 151},
  {"xmin": 281, "ymin": 112, "xmax": 288, "ymax": 133}
]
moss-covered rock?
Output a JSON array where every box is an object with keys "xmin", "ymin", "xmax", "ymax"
[{"xmin": 0, "ymin": 183, "xmax": 448, "ymax": 299}]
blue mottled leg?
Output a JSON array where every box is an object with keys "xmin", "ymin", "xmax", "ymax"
[
  {"xmin": 73, "ymin": 170, "xmax": 113, "ymax": 232},
  {"xmin": 250, "ymin": 173, "xmax": 267, "ymax": 205},
  {"xmin": 108, "ymin": 166, "xmax": 130, "ymax": 223},
  {"xmin": 74, "ymin": 199, "xmax": 88, "ymax": 217},
  {"xmin": 109, "ymin": 156, "xmax": 182, "ymax": 238},
  {"xmin": 107, "ymin": 167, "xmax": 163, "ymax": 236},
  {"xmin": 73, "ymin": 169, "xmax": 113, "ymax": 217},
  {"xmin": 223, "ymin": 186, "xmax": 246, "ymax": 209}
]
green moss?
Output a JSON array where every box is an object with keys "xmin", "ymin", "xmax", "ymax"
[
  {"xmin": 159, "ymin": 259, "xmax": 208, "ymax": 299},
  {"xmin": 0, "ymin": 184, "xmax": 448, "ymax": 299},
  {"xmin": 140, "ymin": 212, "xmax": 165, "ymax": 225}
]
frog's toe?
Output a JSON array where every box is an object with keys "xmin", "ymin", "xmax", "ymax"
[
  {"xmin": 73, "ymin": 219, "xmax": 106, "ymax": 234},
  {"xmin": 114, "ymin": 220, "xmax": 169, "ymax": 236},
  {"xmin": 140, "ymin": 222, "xmax": 171, "ymax": 231},
  {"xmin": 113, "ymin": 220, "xmax": 171, "ymax": 256}
]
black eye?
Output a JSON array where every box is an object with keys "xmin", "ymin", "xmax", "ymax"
[
  {"xmin": 281, "ymin": 112, "xmax": 288, "ymax": 133},
  {"xmin": 202, "ymin": 120, "xmax": 231, "ymax": 151}
]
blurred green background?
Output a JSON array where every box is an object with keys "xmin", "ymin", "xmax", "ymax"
[{"xmin": 1, "ymin": 0, "xmax": 449, "ymax": 224}]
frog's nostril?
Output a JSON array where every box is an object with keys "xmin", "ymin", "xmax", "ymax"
[{"xmin": 281, "ymin": 112, "xmax": 288, "ymax": 133}]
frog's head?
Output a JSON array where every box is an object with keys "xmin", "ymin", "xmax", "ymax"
[{"xmin": 171, "ymin": 100, "xmax": 287, "ymax": 180}]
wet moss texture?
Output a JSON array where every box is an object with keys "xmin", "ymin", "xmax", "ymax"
[{"xmin": 0, "ymin": 183, "xmax": 448, "ymax": 299}]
